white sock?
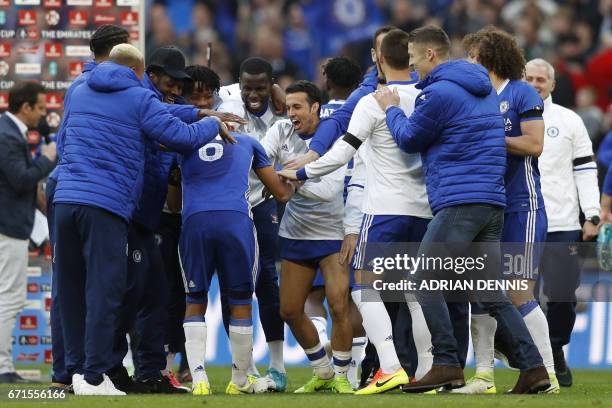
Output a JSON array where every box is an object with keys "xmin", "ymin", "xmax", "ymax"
[
  {"xmin": 247, "ymin": 357, "xmax": 260, "ymax": 377},
  {"xmin": 471, "ymin": 313, "xmax": 496, "ymax": 377},
  {"xmin": 521, "ymin": 303, "xmax": 555, "ymax": 375},
  {"xmin": 351, "ymin": 288, "xmax": 401, "ymax": 374},
  {"xmin": 407, "ymin": 301, "xmax": 433, "ymax": 380},
  {"xmin": 310, "ymin": 316, "xmax": 330, "ymax": 347},
  {"xmin": 183, "ymin": 319, "xmax": 208, "ymax": 383},
  {"xmin": 332, "ymin": 349, "xmax": 352, "ymax": 377},
  {"xmin": 348, "ymin": 337, "xmax": 367, "ymax": 386},
  {"xmin": 268, "ymin": 340, "xmax": 285, "ymax": 373},
  {"xmin": 163, "ymin": 348, "xmax": 174, "ymax": 375},
  {"xmin": 229, "ymin": 320, "xmax": 254, "ymax": 387},
  {"xmin": 304, "ymin": 343, "xmax": 334, "ymax": 379}
]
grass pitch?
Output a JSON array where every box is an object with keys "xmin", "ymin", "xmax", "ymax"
[{"xmin": 1, "ymin": 367, "xmax": 611, "ymax": 408}]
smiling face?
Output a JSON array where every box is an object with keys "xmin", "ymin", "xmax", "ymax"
[
  {"xmin": 240, "ymin": 72, "xmax": 272, "ymax": 114},
  {"xmin": 286, "ymin": 91, "xmax": 319, "ymax": 135},
  {"xmin": 525, "ymin": 63, "xmax": 555, "ymax": 100},
  {"xmin": 408, "ymin": 42, "xmax": 434, "ymax": 80},
  {"xmin": 149, "ymin": 71, "xmax": 184, "ymax": 103},
  {"xmin": 186, "ymin": 83, "xmax": 215, "ymax": 109}
]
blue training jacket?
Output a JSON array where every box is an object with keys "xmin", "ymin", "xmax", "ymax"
[
  {"xmin": 385, "ymin": 60, "xmax": 507, "ymax": 214},
  {"xmin": 53, "ymin": 61, "xmax": 220, "ymax": 222},
  {"xmin": 130, "ymin": 74, "xmax": 197, "ymax": 231},
  {"xmin": 48, "ymin": 60, "xmax": 98, "ymax": 182}
]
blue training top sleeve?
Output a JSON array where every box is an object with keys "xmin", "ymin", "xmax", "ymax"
[
  {"xmin": 251, "ymin": 138, "xmax": 272, "ymax": 169},
  {"xmin": 517, "ymin": 82, "xmax": 544, "ymax": 122},
  {"xmin": 308, "ymin": 66, "xmax": 378, "ymax": 156}
]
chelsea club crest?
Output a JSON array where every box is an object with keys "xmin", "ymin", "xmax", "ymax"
[
  {"xmin": 499, "ymin": 101, "xmax": 509, "ymax": 113},
  {"xmin": 546, "ymin": 126, "xmax": 559, "ymax": 138}
]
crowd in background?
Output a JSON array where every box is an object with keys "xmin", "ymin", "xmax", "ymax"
[{"xmin": 145, "ymin": 0, "xmax": 612, "ymax": 153}]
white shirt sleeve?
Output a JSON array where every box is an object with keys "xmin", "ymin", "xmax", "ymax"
[
  {"xmin": 299, "ymin": 166, "xmax": 345, "ymax": 202},
  {"xmin": 571, "ymin": 114, "xmax": 600, "ymax": 218},
  {"xmin": 217, "ymin": 99, "xmax": 244, "ymax": 116},
  {"xmin": 260, "ymin": 123, "xmax": 282, "ymax": 165},
  {"xmin": 304, "ymin": 99, "xmax": 374, "ymax": 179},
  {"xmin": 219, "ymin": 83, "xmax": 241, "ymax": 103},
  {"xmin": 343, "ymin": 149, "xmax": 366, "ymax": 235}
]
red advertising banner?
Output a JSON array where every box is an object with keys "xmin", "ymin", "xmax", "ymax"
[{"xmin": 0, "ymin": 0, "xmax": 144, "ymax": 142}]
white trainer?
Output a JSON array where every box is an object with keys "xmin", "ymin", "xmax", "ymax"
[
  {"xmin": 77, "ymin": 374, "xmax": 126, "ymax": 396},
  {"xmin": 71, "ymin": 373, "xmax": 84, "ymax": 395},
  {"xmin": 451, "ymin": 375, "xmax": 497, "ymax": 394}
]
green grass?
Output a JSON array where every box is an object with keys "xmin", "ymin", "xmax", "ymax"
[{"xmin": 1, "ymin": 367, "xmax": 611, "ymax": 408}]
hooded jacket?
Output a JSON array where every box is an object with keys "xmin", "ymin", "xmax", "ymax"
[
  {"xmin": 385, "ymin": 60, "xmax": 507, "ymax": 214},
  {"xmin": 130, "ymin": 74, "xmax": 196, "ymax": 231},
  {"xmin": 53, "ymin": 61, "xmax": 220, "ymax": 221},
  {"xmin": 48, "ymin": 60, "xmax": 97, "ymax": 182}
]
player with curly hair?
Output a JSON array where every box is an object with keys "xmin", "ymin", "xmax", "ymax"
[{"xmin": 457, "ymin": 27, "xmax": 558, "ymax": 395}]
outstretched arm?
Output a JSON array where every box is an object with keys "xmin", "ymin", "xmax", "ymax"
[{"xmin": 255, "ymin": 166, "xmax": 295, "ymax": 203}]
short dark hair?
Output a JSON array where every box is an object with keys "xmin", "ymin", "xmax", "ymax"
[
  {"xmin": 463, "ymin": 26, "xmax": 526, "ymax": 81},
  {"xmin": 373, "ymin": 25, "xmax": 398, "ymax": 48},
  {"xmin": 239, "ymin": 57, "xmax": 273, "ymax": 81},
  {"xmin": 8, "ymin": 81, "xmax": 46, "ymax": 114},
  {"xmin": 286, "ymin": 80, "xmax": 322, "ymax": 114},
  {"xmin": 183, "ymin": 65, "xmax": 220, "ymax": 95},
  {"xmin": 380, "ymin": 29, "xmax": 410, "ymax": 70},
  {"xmin": 323, "ymin": 57, "xmax": 362, "ymax": 90},
  {"xmin": 89, "ymin": 24, "xmax": 129, "ymax": 58},
  {"xmin": 408, "ymin": 25, "xmax": 451, "ymax": 56}
]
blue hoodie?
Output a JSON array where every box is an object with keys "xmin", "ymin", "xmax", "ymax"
[
  {"xmin": 385, "ymin": 60, "xmax": 507, "ymax": 214},
  {"xmin": 130, "ymin": 74, "xmax": 196, "ymax": 231},
  {"xmin": 48, "ymin": 60, "xmax": 97, "ymax": 182},
  {"xmin": 53, "ymin": 61, "xmax": 220, "ymax": 221}
]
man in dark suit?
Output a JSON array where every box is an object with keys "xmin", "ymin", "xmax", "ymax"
[{"xmin": 0, "ymin": 81, "xmax": 56, "ymax": 383}]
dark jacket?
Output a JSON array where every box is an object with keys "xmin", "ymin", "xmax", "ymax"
[
  {"xmin": 385, "ymin": 60, "xmax": 507, "ymax": 214},
  {"xmin": 53, "ymin": 61, "xmax": 220, "ymax": 221},
  {"xmin": 0, "ymin": 114, "xmax": 56, "ymax": 239}
]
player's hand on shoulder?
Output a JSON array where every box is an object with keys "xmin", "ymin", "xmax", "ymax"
[
  {"xmin": 373, "ymin": 86, "xmax": 400, "ymax": 112},
  {"xmin": 271, "ymin": 84, "xmax": 286, "ymax": 115},
  {"xmin": 200, "ymin": 109, "xmax": 248, "ymax": 126},
  {"xmin": 217, "ymin": 120, "xmax": 237, "ymax": 144}
]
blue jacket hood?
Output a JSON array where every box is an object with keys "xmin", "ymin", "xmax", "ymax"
[
  {"xmin": 141, "ymin": 73, "xmax": 163, "ymax": 100},
  {"xmin": 418, "ymin": 60, "xmax": 492, "ymax": 97},
  {"xmin": 83, "ymin": 60, "xmax": 97, "ymax": 73},
  {"xmin": 87, "ymin": 61, "xmax": 142, "ymax": 92}
]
